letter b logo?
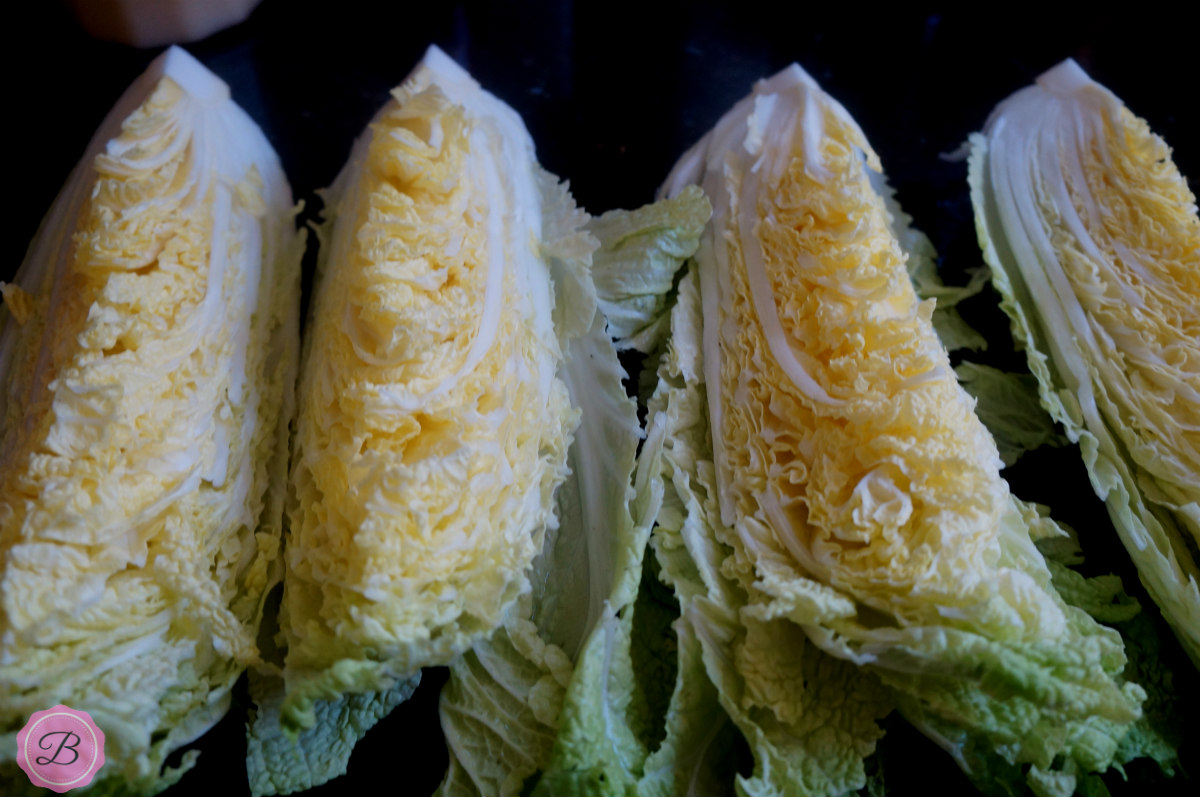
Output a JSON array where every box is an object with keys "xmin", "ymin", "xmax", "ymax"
[
  {"xmin": 17, "ymin": 706, "xmax": 106, "ymax": 792},
  {"xmin": 35, "ymin": 730, "xmax": 82, "ymax": 767}
]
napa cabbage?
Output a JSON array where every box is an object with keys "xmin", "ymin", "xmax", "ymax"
[
  {"xmin": 245, "ymin": 47, "xmax": 711, "ymax": 797},
  {"xmin": 631, "ymin": 63, "xmax": 1158, "ymax": 797},
  {"xmin": 0, "ymin": 47, "xmax": 300, "ymax": 795},
  {"xmin": 273, "ymin": 47, "xmax": 581, "ymax": 727},
  {"xmin": 969, "ymin": 59, "xmax": 1200, "ymax": 667}
]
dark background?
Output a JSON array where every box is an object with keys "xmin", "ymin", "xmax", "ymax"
[{"xmin": 4, "ymin": 2, "xmax": 1196, "ymax": 795}]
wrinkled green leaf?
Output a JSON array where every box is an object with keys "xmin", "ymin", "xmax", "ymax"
[
  {"xmin": 438, "ymin": 190, "xmax": 708, "ymax": 796},
  {"xmin": 588, "ymin": 186, "xmax": 710, "ymax": 352},
  {"xmin": 246, "ymin": 673, "xmax": 419, "ymax": 797},
  {"xmin": 956, "ymin": 361, "xmax": 1069, "ymax": 466}
]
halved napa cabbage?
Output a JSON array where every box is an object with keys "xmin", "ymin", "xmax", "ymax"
[
  {"xmin": 0, "ymin": 47, "xmax": 300, "ymax": 795},
  {"xmin": 969, "ymin": 59, "xmax": 1200, "ymax": 668},
  {"xmin": 275, "ymin": 45, "xmax": 582, "ymax": 726},
  {"xmin": 245, "ymin": 46, "xmax": 710, "ymax": 797}
]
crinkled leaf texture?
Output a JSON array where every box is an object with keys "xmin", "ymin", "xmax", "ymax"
[
  {"xmin": 439, "ymin": 189, "xmax": 709, "ymax": 797},
  {"xmin": 955, "ymin": 362, "xmax": 1068, "ymax": 468},
  {"xmin": 968, "ymin": 58, "xmax": 1200, "ymax": 668},
  {"xmin": 277, "ymin": 45, "xmax": 581, "ymax": 729},
  {"xmin": 649, "ymin": 62, "xmax": 1153, "ymax": 797},
  {"xmin": 245, "ymin": 671, "xmax": 419, "ymax": 797},
  {"xmin": 873, "ymin": 166, "xmax": 991, "ymax": 355},
  {"xmin": 589, "ymin": 187, "xmax": 714, "ymax": 353},
  {"xmin": 880, "ymin": 173, "xmax": 1067, "ymax": 471},
  {"xmin": 437, "ymin": 310, "xmax": 624, "ymax": 797},
  {"xmin": 0, "ymin": 47, "xmax": 299, "ymax": 795},
  {"xmin": 886, "ymin": 186, "xmax": 1067, "ymax": 470},
  {"xmin": 639, "ymin": 263, "xmax": 890, "ymax": 797},
  {"xmin": 252, "ymin": 47, "xmax": 711, "ymax": 795}
]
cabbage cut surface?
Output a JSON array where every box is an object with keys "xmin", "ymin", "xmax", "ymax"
[{"xmin": 0, "ymin": 47, "xmax": 299, "ymax": 794}]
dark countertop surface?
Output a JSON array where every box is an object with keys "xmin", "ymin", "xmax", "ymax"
[{"xmin": 4, "ymin": 2, "xmax": 1196, "ymax": 795}]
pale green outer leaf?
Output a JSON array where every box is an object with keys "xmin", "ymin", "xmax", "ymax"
[
  {"xmin": 1106, "ymin": 611, "xmax": 1182, "ymax": 777},
  {"xmin": 246, "ymin": 672, "xmax": 419, "ymax": 797},
  {"xmin": 956, "ymin": 362, "xmax": 1069, "ymax": 467},
  {"xmin": 438, "ymin": 309, "xmax": 637, "ymax": 797},
  {"xmin": 531, "ymin": 321, "xmax": 670, "ymax": 797},
  {"xmin": 1035, "ymin": 529, "xmax": 1180, "ymax": 780},
  {"xmin": 439, "ymin": 190, "xmax": 707, "ymax": 797},
  {"xmin": 835, "ymin": 494, "xmax": 1147, "ymax": 795},
  {"xmin": 968, "ymin": 131, "xmax": 1200, "ymax": 667},
  {"xmin": 532, "ymin": 313, "xmax": 644, "ymax": 660},
  {"xmin": 588, "ymin": 186, "xmax": 711, "ymax": 351},
  {"xmin": 637, "ymin": 619, "xmax": 740, "ymax": 797},
  {"xmin": 437, "ymin": 617, "xmax": 572, "ymax": 797},
  {"xmin": 539, "ymin": 168, "xmax": 600, "ymax": 350}
]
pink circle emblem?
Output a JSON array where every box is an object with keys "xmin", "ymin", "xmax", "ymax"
[{"xmin": 16, "ymin": 705, "xmax": 106, "ymax": 792}]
